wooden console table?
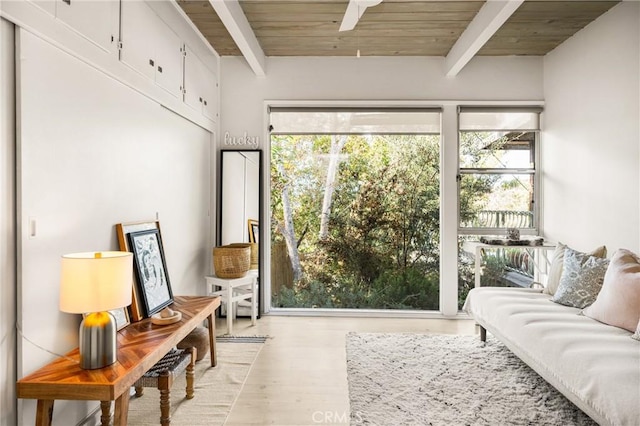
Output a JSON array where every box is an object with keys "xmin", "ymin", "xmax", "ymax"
[{"xmin": 17, "ymin": 295, "xmax": 221, "ymax": 426}]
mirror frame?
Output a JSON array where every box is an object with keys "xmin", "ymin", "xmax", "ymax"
[{"xmin": 218, "ymin": 149, "xmax": 263, "ymax": 317}]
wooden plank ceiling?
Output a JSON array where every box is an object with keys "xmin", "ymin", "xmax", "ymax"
[{"xmin": 176, "ymin": 0, "xmax": 619, "ymax": 57}]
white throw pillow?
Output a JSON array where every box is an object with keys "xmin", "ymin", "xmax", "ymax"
[
  {"xmin": 583, "ymin": 249, "xmax": 640, "ymax": 332},
  {"xmin": 632, "ymin": 320, "xmax": 640, "ymax": 341},
  {"xmin": 551, "ymin": 248, "xmax": 609, "ymax": 309},
  {"xmin": 544, "ymin": 243, "xmax": 607, "ymax": 296}
]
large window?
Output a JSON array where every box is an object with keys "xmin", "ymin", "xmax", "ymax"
[
  {"xmin": 457, "ymin": 107, "xmax": 543, "ymax": 308},
  {"xmin": 269, "ymin": 107, "xmax": 442, "ymax": 311}
]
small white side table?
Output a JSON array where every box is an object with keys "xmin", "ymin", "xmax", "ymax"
[
  {"xmin": 206, "ymin": 270, "xmax": 258, "ymax": 335},
  {"xmin": 462, "ymin": 240, "xmax": 556, "ymax": 288}
]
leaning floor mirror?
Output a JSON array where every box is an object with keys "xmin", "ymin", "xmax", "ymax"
[{"xmin": 218, "ymin": 149, "xmax": 263, "ymax": 317}]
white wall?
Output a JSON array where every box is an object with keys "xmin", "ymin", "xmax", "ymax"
[
  {"xmin": 220, "ymin": 55, "xmax": 544, "ymax": 146},
  {"xmin": 0, "ymin": 17, "xmax": 17, "ymax": 426},
  {"xmin": 542, "ymin": 1, "xmax": 640, "ymax": 254}
]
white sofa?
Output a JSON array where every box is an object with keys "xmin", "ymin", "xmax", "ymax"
[{"xmin": 464, "ymin": 286, "xmax": 640, "ymax": 426}]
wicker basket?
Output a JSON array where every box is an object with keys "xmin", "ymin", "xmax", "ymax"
[
  {"xmin": 228, "ymin": 242, "xmax": 258, "ymax": 270},
  {"xmin": 212, "ymin": 245, "xmax": 251, "ymax": 278}
]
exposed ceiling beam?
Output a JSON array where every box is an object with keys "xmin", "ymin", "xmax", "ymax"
[
  {"xmin": 209, "ymin": 0, "xmax": 266, "ymax": 77},
  {"xmin": 444, "ymin": 0, "xmax": 524, "ymax": 77}
]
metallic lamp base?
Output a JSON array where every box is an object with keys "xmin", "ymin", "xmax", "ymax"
[{"xmin": 79, "ymin": 311, "xmax": 117, "ymax": 369}]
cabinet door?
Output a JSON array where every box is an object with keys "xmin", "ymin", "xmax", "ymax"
[
  {"xmin": 183, "ymin": 45, "xmax": 203, "ymax": 112},
  {"xmin": 201, "ymin": 68, "xmax": 218, "ymax": 121},
  {"xmin": 184, "ymin": 45, "xmax": 218, "ymax": 120},
  {"xmin": 153, "ymin": 20, "xmax": 183, "ymax": 98},
  {"xmin": 55, "ymin": 0, "xmax": 118, "ymax": 52},
  {"xmin": 119, "ymin": 0, "xmax": 156, "ymax": 80}
]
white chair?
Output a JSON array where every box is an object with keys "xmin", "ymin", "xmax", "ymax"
[{"xmin": 206, "ymin": 270, "xmax": 258, "ymax": 335}]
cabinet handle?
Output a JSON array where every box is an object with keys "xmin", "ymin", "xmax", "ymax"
[
  {"xmin": 149, "ymin": 59, "xmax": 154, "ymax": 67},
  {"xmin": 199, "ymin": 97, "xmax": 203, "ymax": 103},
  {"xmin": 157, "ymin": 66, "xmax": 163, "ymax": 73},
  {"xmin": 63, "ymin": 0, "xmax": 71, "ymax": 4},
  {"xmin": 203, "ymin": 100, "xmax": 207, "ymax": 106}
]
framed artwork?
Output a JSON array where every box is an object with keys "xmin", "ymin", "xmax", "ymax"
[
  {"xmin": 248, "ymin": 219, "xmax": 259, "ymax": 244},
  {"xmin": 116, "ymin": 220, "xmax": 162, "ymax": 321},
  {"xmin": 128, "ymin": 229, "xmax": 174, "ymax": 317},
  {"xmin": 109, "ymin": 307, "xmax": 131, "ymax": 331},
  {"xmin": 84, "ymin": 307, "xmax": 130, "ymax": 331}
]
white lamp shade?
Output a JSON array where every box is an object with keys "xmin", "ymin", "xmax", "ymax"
[{"xmin": 60, "ymin": 251, "xmax": 133, "ymax": 313}]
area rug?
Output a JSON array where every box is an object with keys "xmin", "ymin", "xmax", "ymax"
[
  {"xmin": 127, "ymin": 341, "xmax": 263, "ymax": 425},
  {"xmin": 346, "ymin": 333, "xmax": 596, "ymax": 426}
]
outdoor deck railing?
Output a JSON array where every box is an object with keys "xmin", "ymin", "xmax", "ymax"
[{"xmin": 462, "ymin": 210, "xmax": 533, "ymax": 229}]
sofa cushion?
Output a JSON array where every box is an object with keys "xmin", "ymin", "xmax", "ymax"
[
  {"xmin": 551, "ymin": 248, "xmax": 609, "ymax": 308},
  {"xmin": 544, "ymin": 243, "xmax": 607, "ymax": 296},
  {"xmin": 583, "ymin": 249, "xmax": 640, "ymax": 332}
]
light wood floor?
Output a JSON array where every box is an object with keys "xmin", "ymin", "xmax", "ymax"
[{"xmin": 215, "ymin": 314, "xmax": 477, "ymax": 425}]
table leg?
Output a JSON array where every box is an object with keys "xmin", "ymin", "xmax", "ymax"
[
  {"xmin": 113, "ymin": 391, "xmax": 130, "ymax": 426},
  {"xmin": 207, "ymin": 314, "xmax": 217, "ymax": 367},
  {"xmin": 475, "ymin": 247, "xmax": 482, "ymax": 288},
  {"xmin": 99, "ymin": 401, "xmax": 111, "ymax": 425},
  {"xmin": 227, "ymin": 283, "xmax": 233, "ymax": 335},
  {"xmin": 159, "ymin": 372, "xmax": 171, "ymax": 426},
  {"xmin": 251, "ymin": 277, "xmax": 257, "ymax": 326},
  {"xmin": 35, "ymin": 399, "xmax": 54, "ymax": 426}
]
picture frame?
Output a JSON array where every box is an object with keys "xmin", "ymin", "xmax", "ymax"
[
  {"xmin": 116, "ymin": 220, "xmax": 163, "ymax": 321},
  {"xmin": 248, "ymin": 219, "xmax": 259, "ymax": 244},
  {"xmin": 128, "ymin": 228, "xmax": 174, "ymax": 317},
  {"xmin": 83, "ymin": 307, "xmax": 130, "ymax": 331}
]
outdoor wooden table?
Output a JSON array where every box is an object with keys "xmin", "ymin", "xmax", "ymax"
[{"xmin": 16, "ymin": 295, "xmax": 220, "ymax": 426}]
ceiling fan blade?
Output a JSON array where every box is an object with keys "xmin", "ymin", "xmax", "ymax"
[
  {"xmin": 339, "ymin": 1, "xmax": 360, "ymax": 32},
  {"xmin": 339, "ymin": 0, "xmax": 383, "ymax": 32}
]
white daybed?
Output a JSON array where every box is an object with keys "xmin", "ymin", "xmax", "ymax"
[{"xmin": 464, "ymin": 286, "xmax": 640, "ymax": 426}]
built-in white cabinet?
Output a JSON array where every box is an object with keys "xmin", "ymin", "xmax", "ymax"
[
  {"xmin": 56, "ymin": 0, "xmax": 118, "ymax": 52},
  {"xmin": 29, "ymin": 0, "xmax": 56, "ymax": 17},
  {"xmin": 119, "ymin": 0, "xmax": 183, "ymax": 99},
  {"xmin": 184, "ymin": 45, "xmax": 218, "ymax": 121},
  {"xmin": 27, "ymin": 0, "xmax": 118, "ymax": 53},
  {"xmin": 25, "ymin": 0, "xmax": 219, "ymax": 124}
]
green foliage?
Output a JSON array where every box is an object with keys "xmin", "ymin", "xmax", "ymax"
[
  {"xmin": 456, "ymin": 249, "xmax": 518, "ymax": 310},
  {"xmin": 273, "ymin": 268, "xmax": 439, "ymax": 310},
  {"xmin": 271, "ymin": 132, "xmax": 493, "ymax": 311},
  {"xmin": 272, "ymin": 134, "xmax": 444, "ymax": 310},
  {"xmin": 369, "ymin": 268, "xmax": 440, "ymax": 310}
]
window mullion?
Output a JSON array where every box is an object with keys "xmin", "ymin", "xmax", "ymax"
[{"xmin": 459, "ymin": 168, "xmax": 535, "ymax": 174}]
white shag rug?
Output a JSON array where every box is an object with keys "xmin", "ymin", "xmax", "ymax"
[
  {"xmin": 127, "ymin": 341, "xmax": 263, "ymax": 425},
  {"xmin": 346, "ymin": 333, "xmax": 596, "ymax": 426}
]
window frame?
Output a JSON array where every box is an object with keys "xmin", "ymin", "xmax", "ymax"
[{"xmin": 457, "ymin": 107, "xmax": 541, "ymax": 237}]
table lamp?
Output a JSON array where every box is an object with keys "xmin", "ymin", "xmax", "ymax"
[{"xmin": 59, "ymin": 251, "xmax": 133, "ymax": 369}]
